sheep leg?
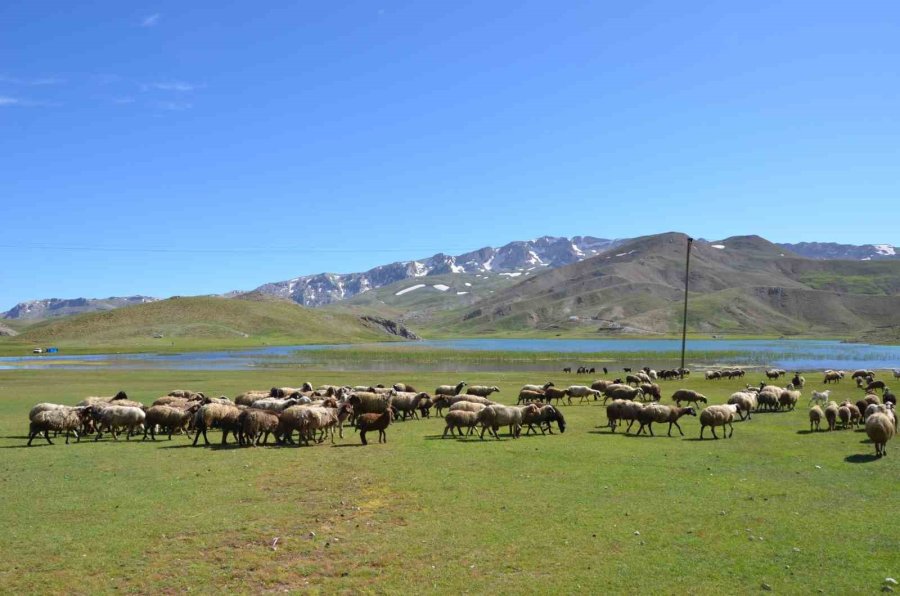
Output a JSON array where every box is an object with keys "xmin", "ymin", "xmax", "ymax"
[
  {"xmin": 360, "ymin": 430, "xmax": 368, "ymax": 445},
  {"xmin": 711, "ymin": 426, "xmax": 719, "ymax": 439},
  {"xmin": 43, "ymin": 430, "xmax": 53, "ymax": 445},
  {"xmin": 727, "ymin": 422, "xmax": 734, "ymax": 438},
  {"xmin": 442, "ymin": 426, "xmax": 450, "ymax": 438},
  {"xmin": 700, "ymin": 425, "xmax": 706, "ymax": 440}
]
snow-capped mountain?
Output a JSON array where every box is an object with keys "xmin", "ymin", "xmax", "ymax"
[
  {"xmin": 777, "ymin": 242, "xmax": 898, "ymax": 261},
  {"xmin": 254, "ymin": 236, "xmax": 623, "ymax": 307},
  {"xmin": 2, "ymin": 296, "xmax": 158, "ymax": 320}
]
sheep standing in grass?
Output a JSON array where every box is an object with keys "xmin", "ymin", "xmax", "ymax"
[
  {"xmin": 699, "ymin": 404, "xmax": 738, "ymax": 439},
  {"xmin": 779, "ymin": 389, "xmax": 801, "ymax": 411},
  {"xmin": 477, "ymin": 404, "xmax": 539, "ymax": 440},
  {"xmin": 727, "ymin": 392, "xmax": 757, "ymax": 420},
  {"xmin": 824, "ymin": 401, "xmax": 839, "ymax": 431},
  {"xmin": 435, "ymin": 382, "xmax": 467, "ymax": 397},
  {"xmin": 442, "ymin": 410, "xmax": 480, "ymax": 438},
  {"xmin": 28, "ymin": 403, "xmax": 68, "ymax": 421},
  {"xmin": 143, "ymin": 404, "xmax": 200, "ymax": 440},
  {"xmin": 238, "ymin": 409, "xmax": 281, "ymax": 446},
  {"xmin": 603, "ymin": 384, "xmax": 644, "ymax": 404},
  {"xmin": 521, "ymin": 382, "xmax": 554, "ymax": 393},
  {"xmin": 810, "ymin": 390, "xmax": 830, "ymax": 407},
  {"xmin": 635, "ymin": 404, "xmax": 696, "ymax": 437},
  {"xmin": 356, "ymin": 408, "xmax": 394, "ymax": 445},
  {"xmin": 393, "ymin": 382, "xmax": 417, "ymax": 393},
  {"xmin": 605, "ymin": 400, "xmax": 645, "ymax": 433},
  {"xmin": 27, "ymin": 407, "xmax": 88, "ymax": 446},
  {"xmin": 672, "ymin": 389, "xmax": 708, "ymax": 408},
  {"xmin": 389, "ymin": 391, "xmax": 429, "ymax": 420},
  {"xmin": 638, "ymin": 383, "xmax": 662, "ymax": 402},
  {"xmin": 823, "ymin": 370, "xmax": 843, "ymax": 384},
  {"xmin": 522, "ymin": 405, "xmax": 566, "ymax": 435},
  {"xmin": 192, "ymin": 403, "xmax": 243, "ymax": 446},
  {"xmin": 866, "ymin": 407, "xmax": 895, "ymax": 457},
  {"xmin": 542, "ymin": 386, "xmax": 569, "ymax": 405},
  {"xmin": 91, "ymin": 405, "xmax": 146, "ymax": 441},
  {"xmin": 347, "ymin": 392, "xmax": 392, "ymax": 423},
  {"xmin": 566, "ymin": 385, "xmax": 602, "ymax": 404},
  {"xmin": 449, "ymin": 401, "xmax": 486, "ymax": 414},
  {"xmin": 234, "ymin": 391, "xmax": 270, "ymax": 406},
  {"xmin": 517, "ymin": 389, "xmax": 546, "ymax": 404},
  {"xmin": 809, "ymin": 406, "xmax": 824, "ymax": 432},
  {"xmin": 465, "ymin": 385, "xmax": 500, "ymax": 398}
]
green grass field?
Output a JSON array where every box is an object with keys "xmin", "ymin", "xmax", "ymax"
[{"xmin": 0, "ymin": 368, "xmax": 896, "ymax": 594}]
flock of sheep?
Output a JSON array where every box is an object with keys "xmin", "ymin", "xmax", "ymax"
[{"xmin": 24, "ymin": 367, "xmax": 898, "ymax": 457}]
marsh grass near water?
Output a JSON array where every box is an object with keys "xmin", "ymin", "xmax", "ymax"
[{"xmin": 0, "ymin": 368, "xmax": 897, "ymax": 594}]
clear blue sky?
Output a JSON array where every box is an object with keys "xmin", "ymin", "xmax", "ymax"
[{"xmin": 2, "ymin": 1, "xmax": 899, "ymax": 309}]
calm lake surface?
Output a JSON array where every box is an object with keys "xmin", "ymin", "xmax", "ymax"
[{"xmin": 1, "ymin": 339, "xmax": 899, "ymax": 371}]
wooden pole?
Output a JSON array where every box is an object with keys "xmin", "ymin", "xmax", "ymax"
[{"xmin": 680, "ymin": 237, "xmax": 693, "ymax": 378}]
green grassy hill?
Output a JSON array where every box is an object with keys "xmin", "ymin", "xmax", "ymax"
[
  {"xmin": 423, "ymin": 232, "xmax": 900, "ymax": 341},
  {"xmin": 0, "ymin": 295, "xmax": 402, "ymax": 354}
]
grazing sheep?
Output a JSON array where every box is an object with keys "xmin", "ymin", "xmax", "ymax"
[
  {"xmin": 605, "ymin": 400, "xmax": 645, "ymax": 433},
  {"xmin": 837, "ymin": 405, "xmax": 852, "ymax": 429},
  {"xmin": 442, "ymin": 410, "xmax": 480, "ymax": 438},
  {"xmin": 465, "ymin": 385, "xmax": 500, "ymax": 397},
  {"xmin": 790, "ymin": 373, "xmax": 806, "ymax": 389},
  {"xmin": 390, "ymin": 391, "xmax": 429, "ymax": 420},
  {"xmin": 91, "ymin": 405, "xmax": 146, "ymax": 441},
  {"xmin": 143, "ymin": 404, "xmax": 199, "ymax": 440},
  {"xmin": 672, "ymin": 389, "xmax": 708, "ymax": 408},
  {"xmin": 249, "ymin": 397, "xmax": 302, "ymax": 412},
  {"xmin": 705, "ymin": 370, "xmax": 721, "ymax": 381},
  {"xmin": 638, "ymin": 383, "xmax": 662, "ymax": 402},
  {"xmin": 234, "ymin": 390, "xmax": 270, "ymax": 406},
  {"xmin": 392, "ymin": 382, "xmax": 417, "ymax": 393},
  {"xmin": 542, "ymin": 386, "xmax": 569, "ymax": 405},
  {"xmin": 192, "ymin": 403, "xmax": 242, "ymax": 446},
  {"xmin": 884, "ymin": 387, "xmax": 896, "ymax": 406},
  {"xmin": 841, "ymin": 401, "xmax": 862, "ymax": 428},
  {"xmin": 865, "ymin": 409, "xmax": 895, "ymax": 457},
  {"xmin": 603, "ymin": 384, "xmax": 644, "ymax": 404},
  {"xmin": 522, "ymin": 405, "xmax": 566, "ymax": 435},
  {"xmin": 699, "ymin": 404, "xmax": 738, "ymax": 439},
  {"xmin": 521, "ymin": 382, "xmax": 554, "ymax": 393},
  {"xmin": 778, "ymin": 389, "xmax": 801, "ymax": 411},
  {"xmin": 297, "ymin": 406, "xmax": 340, "ymax": 445},
  {"xmin": 28, "ymin": 403, "xmax": 68, "ymax": 421},
  {"xmin": 347, "ymin": 392, "xmax": 392, "ymax": 422},
  {"xmin": 238, "ymin": 409, "xmax": 281, "ymax": 446},
  {"xmin": 824, "ymin": 401, "xmax": 839, "ymax": 431},
  {"xmin": 810, "ymin": 390, "xmax": 830, "ymax": 407},
  {"xmin": 27, "ymin": 407, "xmax": 88, "ymax": 445},
  {"xmin": 356, "ymin": 408, "xmax": 394, "ymax": 445},
  {"xmin": 435, "ymin": 382, "xmax": 467, "ymax": 396},
  {"xmin": 590, "ymin": 379, "xmax": 613, "ymax": 392},
  {"xmin": 864, "ymin": 380, "xmax": 886, "ymax": 394},
  {"xmin": 823, "ymin": 370, "xmax": 843, "ymax": 384},
  {"xmin": 449, "ymin": 401, "xmax": 487, "ymax": 414},
  {"xmin": 636, "ymin": 404, "xmax": 696, "ymax": 437},
  {"xmin": 167, "ymin": 389, "xmax": 205, "ymax": 400},
  {"xmin": 809, "ymin": 406, "xmax": 824, "ymax": 432},
  {"xmin": 566, "ymin": 385, "xmax": 602, "ymax": 405},
  {"xmin": 727, "ymin": 392, "xmax": 757, "ymax": 420},
  {"xmin": 477, "ymin": 404, "xmax": 539, "ymax": 440},
  {"xmin": 269, "ymin": 387, "xmax": 300, "ymax": 398},
  {"xmin": 517, "ymin": 389, "xmax": 546, "ymax": 405},
  {"xmin": 626, "ymin": 374, "xmax": 644, "ymax": 386}
]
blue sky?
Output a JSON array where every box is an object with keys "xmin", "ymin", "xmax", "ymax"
[{"xmin": 2, "ymin": 1, "xmax": 899, "ymax": 308}]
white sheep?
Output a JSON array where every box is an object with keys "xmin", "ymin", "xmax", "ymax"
[
  {"xmin": 809, "ymin": 390, "xmax": 830, "ymax": 408},
  {"xmin": 699, "ymin": 404, "xmax": 738, "ymax": 439},
  {"xmin": 477, "ymin": 404, "xmax": 539, "ymax": 439},
  {"xmin": 866, "ymin": 407, "xmax": 896, "ymax": 457},
  {"xmin": 27, "ymin": 407, "xmax": 88, "ymax": 445},
  {"xmin": 91, "ymin": 405, "xmax": 146, "ymax": 441}
]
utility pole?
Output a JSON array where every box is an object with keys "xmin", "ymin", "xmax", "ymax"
[{"xmin": 680, "ymin": 237, "xmax": 694, "ymax": 379}]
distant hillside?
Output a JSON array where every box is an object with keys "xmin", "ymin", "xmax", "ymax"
[
  {"xmin": 7, "ymin": 295, "xmax": 405, "ymax": 349},
  {"xmin": 2, "ymin": 296, "xmax": 158, "ymax": 320},
  {"xmin": 780, "ymin": 242, "xmax": 897, "ymax": 261},
  {"xmin": 430, "ymin": 233, "xmax": 900, "ymax": 340},
  {"xmin": 0, "ymin": 322, "xmax": 17, "ymax": 337},
  {"xmin": 254, "ymin": 235, "xmax": 622, "ymax": 306}
]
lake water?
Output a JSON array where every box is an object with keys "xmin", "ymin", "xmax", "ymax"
[{"xmin": 1, "ymin": 338, "xmax": 899, "ymax": 371}]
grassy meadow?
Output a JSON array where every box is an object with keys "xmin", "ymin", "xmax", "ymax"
[{"xmin": 0, "ymin": 367, "xmax": 897, "ymax": 594}]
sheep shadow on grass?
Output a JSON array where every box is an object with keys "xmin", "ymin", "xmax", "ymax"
[{"xmin": 844, "ymin": 453, "xmax": 879, "ymax": 464}]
